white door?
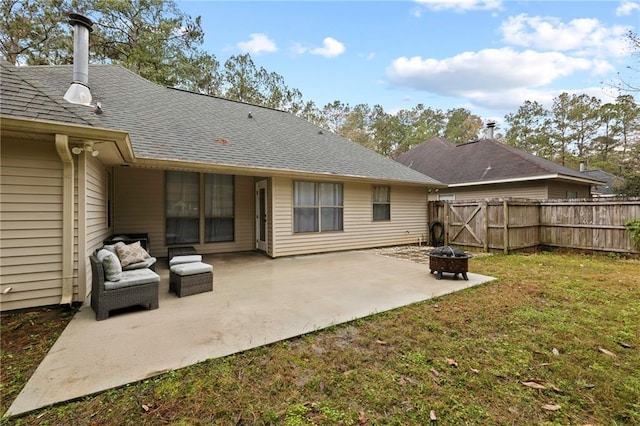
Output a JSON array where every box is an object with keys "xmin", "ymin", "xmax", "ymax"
[{"xmin": 255, "ymin": 180, "xmax": 268, "ymax": 252}]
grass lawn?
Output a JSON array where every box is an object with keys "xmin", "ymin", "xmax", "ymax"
[{"xmin": 1, "ymin": 250, "xmax": 639, "ymax": 425}]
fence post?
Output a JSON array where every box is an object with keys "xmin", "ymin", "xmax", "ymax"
[
  {"xmin": 444, "ymin": 201, "xmax": 449, "ymax": 246},
  {"xmin": 483, "ymin": 200, "xmax": 489, "ymax": 252},
  {"xmin": 503, "ymin": 199, "xmax": 509, "ymax": 255}
]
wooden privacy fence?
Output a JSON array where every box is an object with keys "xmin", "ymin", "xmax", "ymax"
[{"xmin": 427, "ymin": 198, "xmax": 640, "ymax": 254}]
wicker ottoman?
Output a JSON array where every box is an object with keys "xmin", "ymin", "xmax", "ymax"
[{"xmin": 169, "ymin": 261, "xmax": 213, "ymax": 297}]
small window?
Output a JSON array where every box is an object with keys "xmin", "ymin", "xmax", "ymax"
[
  {"xmin": 373, "ymin": 186, "xmax": 390, "ymax": 221},
  {"xmin": 437, "ymin": 194, "xmax": 455, "ymax": 201},
  {"xmin": 293, "ymin": 181, "xmax": 343, "ymax": 233},
  {"xmin": 566, "ymin": 190, "xmax": 578, "ymax": 199}
]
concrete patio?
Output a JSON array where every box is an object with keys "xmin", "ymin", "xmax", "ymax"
[{"xmin": 5, "ymin": 249, "xmax": 495, "ymax": 417}]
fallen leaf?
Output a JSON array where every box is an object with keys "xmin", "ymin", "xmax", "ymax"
[
  {"xmin": 522, "ymin": 381, "xmax": 546, "ymax": 390},
  {"xmin": 549, "ymin": 384, "xmax": 562, "ymax": 393},
  {"xmin": 358, "ymin": 411, "xmax": 367, "ymax": 424},
  {"xmin": 141, "ymin": 404, "xmax": 150, "ymax": 412},
  {"xmin": 375, "ymin": 339, "xmax": 388, "ymax": 345},
  {"xmin": 446, "ymin": 358, "xmax": 458, "ymax": 368},
  {"xmin": 542, "ymin": 404, "xmax": 561, "ymax": 411},
  {"xmin": 598, "ymin": 347, "xmax": 617, "ymax": 357},
  {"xmin": 430, "ymin": 410, "xmax": 437, "ymax": 421},
  {"xmin": 430, "ymin": 368, "xmax": 440, "ymax": 377},
  {"xmin": 552, "ymin": 348, "xmax": 560, "ymax": 356},
  {"xmin": 585, "ymin": 383, "xmax": 595, "ymax": 389},
  {"xmin": 470, "ymin": 368, "xmax": 480, "ymax": 374},
  {"xmin": 617, "ymin": 341, "xmax": 632, "ymax": 349}
]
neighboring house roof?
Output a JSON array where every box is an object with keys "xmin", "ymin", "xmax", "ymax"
[
  {"xmin": 581, "ymin": 169, "xmax": 623, "ymax": 196},
  {"xmin": 395, "ymin": 137, "xmax": 604, "ymax": 186},
  {"xmin": 0, "ymin": 62, "xmax": 442, "ymax": 186}
]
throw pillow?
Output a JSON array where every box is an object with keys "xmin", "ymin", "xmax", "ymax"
[
  {"xmin": 116, "ymin": 241, "xmax": 150, "ymax": 268},
  {"xmin": 96, "ymin": 249, "xmax": 122, "ymax": 281},
  {"xmin": 103, "ymin": 241, "xmax": 125, "ymax": 254}
]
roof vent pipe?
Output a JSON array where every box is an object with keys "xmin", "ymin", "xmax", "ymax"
[
  {"xmin": 486, "ymin": 121, "xmax": 496, "ymax": 139},
  {"xmin": 579, "ymin": 161, "xmax": 585, "ymax": 172},
  {"xmin": 63, "ymin": 13, "xmax": 94, "ymax": 106}
]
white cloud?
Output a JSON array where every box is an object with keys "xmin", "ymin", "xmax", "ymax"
[
  {"xmin": 290, "ymin": 43, "xmax": 307, "ymax": 55},
  {"xmin": 500, "ymin": 14, "xmax": 630, "ymax": 58},
  {"xmin": 386, "ymin": 48, "xmax": 609, "ymax": 94},
  {"xmin": 309, "ymin": 37, "xmax": 346, "ymax": 58},
  {"xmin": 386, "ymin": 47, "xmax": 621, "ymax": 113},
  {"xmin": 616, "ymin": 0, "xmax": 640, "ymax": 16},
  {"xmin": 237, "ymin": 33, "xmax": 277, "ymax": 54},
  {"xmin": 413, "ymin": 0, "xmax": 502, "ymax": 12}
]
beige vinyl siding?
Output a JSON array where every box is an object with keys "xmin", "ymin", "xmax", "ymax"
[
  {"xmin": 547, "ymin": 181, "xmax": 591, "ymax": 199},
  {"xmin": 272, "ymin": 177, "xmax": 428, "ymax": 257},
  {"xmin": 113, "ymin": 167, "xmax": 164, "ymax": 256},
  {"xmin": 429, "ymin": 180, "xmax": 593, "ymax": 202},
  {"xmin": 429, "ymin": 181, "xmax": 549, "ymax": 201},
  {"xmin": 81, "ymin": 155, "xmax": 111, "ymax": 301},
  {"xmin": 113, "ymin": 168, "xmax": 255, "ymax": 257},
  {"xmin": 0, "ymin": 139, "xmax": 64, "ymax": 310}
]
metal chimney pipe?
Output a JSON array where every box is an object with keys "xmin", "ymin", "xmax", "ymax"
[
  {"xmin": 63, "ymin": 13, "xmax": 93, "ymax": 106},
  {"xmin": 579, "ymin": 161, "xmax": 585, "ymax": 172},
  {"xmin": 486, "ymin": 121, "xmax": 496, "ymax": 139}
]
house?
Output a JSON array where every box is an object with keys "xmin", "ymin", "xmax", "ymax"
[
  {"xmin": 0, "ymin": 56, "xmax": 445, "ymax": 311},
  {"xmin": 580, "ymin": 168, "xmax": 624, "ymax": 197},
  {"xmin": 395, "ymin": 136, "xmax": 604, "ymax": 201}
]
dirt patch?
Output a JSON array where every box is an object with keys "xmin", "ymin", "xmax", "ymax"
[{"xmin": 363, "ymin": 244, "xmax": 492, "ymax": 265}]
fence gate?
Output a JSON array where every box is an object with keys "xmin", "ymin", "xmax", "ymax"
[{"xmin": 445, "ymin": 201, "xmax": 487, "ymax": 250}]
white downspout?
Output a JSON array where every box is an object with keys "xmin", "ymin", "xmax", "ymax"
[{"xmin": 55, "ymin": 135, "xmax": 75, "ymax": 305}]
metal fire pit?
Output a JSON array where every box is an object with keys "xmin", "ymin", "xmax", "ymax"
[{"xmin": 428, "ymin": 246, "xmax": 472, "ymax": 280}]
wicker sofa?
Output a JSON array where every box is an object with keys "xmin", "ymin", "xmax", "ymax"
[{"xmin": 90, "ymin": 251, "xmax": 160, "ymax": 321}]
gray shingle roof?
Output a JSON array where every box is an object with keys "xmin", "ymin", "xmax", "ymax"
[
  {"xmin": 396, "ymin": 137, "xmax": 604, "ymax": 185},
  {"xmin": 0, "ymin": 61, "xmax": 96, "ymax": 126},
  {"xmin": 1, "ymin": 62, "xmax": 441, "ymax": 186},
  {"xmin": 581, "ymin": 169, "xmax": 623, "ymax": 195}
]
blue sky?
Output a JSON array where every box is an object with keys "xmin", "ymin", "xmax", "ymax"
[{"xmin": 178, "ymin": 0, "xmax": 639, "ymax": 124}]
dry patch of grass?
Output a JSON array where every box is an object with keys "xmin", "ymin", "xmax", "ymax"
[
  {"xmin": 1, "ymin": 307, "xmax": 77, "ymax": 414},
  {"xmin": 2, "ymin": 250, "xmax": 639, "ymax": 425}
]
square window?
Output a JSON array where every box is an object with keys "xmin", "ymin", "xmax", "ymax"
[{"xmin": 293, "ymin": 181, "xmax": 343, "ymax": 233}]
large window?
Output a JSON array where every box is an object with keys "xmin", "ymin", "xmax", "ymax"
[
  {"xmin": 166, "ymin": 171, "xmax": 235, "ymax": 245},
  {"xmin": 205, "ymin": 174, "xmax": 234, "ymax": 242},
  {"xmin": 166, "ymin": 171, "xmax": 199, "ymax": 245},
  {"xmin": 294, "ymin": 181, "xmax": 343, "ymax": 233},
  {"xmin": 372, "ymin": 186, "xmax": 390, "ymax": 221}
]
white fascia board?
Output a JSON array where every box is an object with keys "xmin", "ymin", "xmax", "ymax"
[{"xmin": 448, "ymin": 174, "xmax": 604, "ymax": 187}]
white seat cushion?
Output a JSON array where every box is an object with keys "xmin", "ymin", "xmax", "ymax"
[
  {"xmin": 170, "ymin": 262, "xmax": 213, "ymax": 276},
  {"xmin": 169, "ymin": 255, "xmax": 202, "ymax": 266}
]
